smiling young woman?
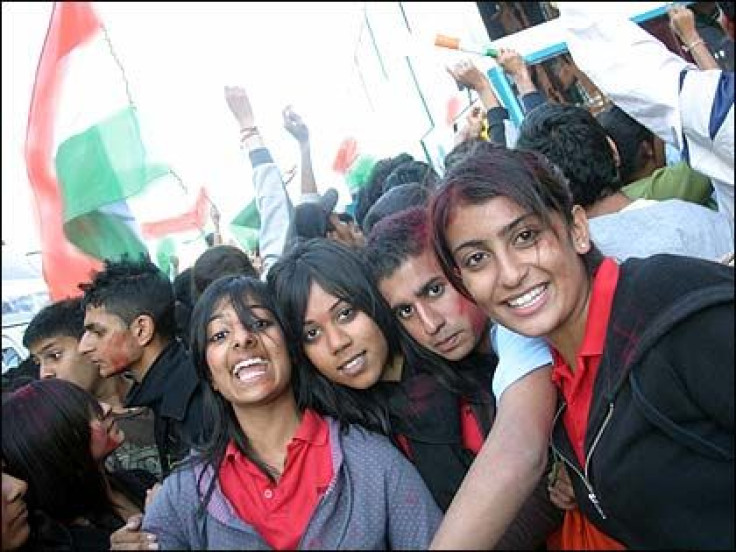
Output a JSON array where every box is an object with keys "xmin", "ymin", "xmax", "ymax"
[
  {"xmin": 429, "ymin": 141, "xmax": 734, "ymax": 549},
  {"xmin": 141, "ymin": 275, "xmax": 441, "ymax": 549}
]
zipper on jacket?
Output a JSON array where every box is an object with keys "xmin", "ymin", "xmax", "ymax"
[{"xmin": 550, "ymin": 401, "xmax": 615, "ymax": 520}]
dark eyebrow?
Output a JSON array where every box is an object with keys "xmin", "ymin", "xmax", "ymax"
[
  {"xmin": 37, "ymin": 341, "xmax": 59, "ymax": 354},
  {"xmin": 452, "ymin": 213, "xmax": 535, "ymax": 256},
  {"xmin": 304, "ymin": 297, "xmax": 344, "ymax": 325}
]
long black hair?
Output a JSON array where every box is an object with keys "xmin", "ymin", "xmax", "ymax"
[
  {"xmin": 1, "ymin": 379, "xmax": 114, "ymax": 524},
  {"xmin": 267, "ymin": 239, "xmax": 396, "ymax": 434},
  {"xmin": 268, "ymin": 239, "xmax": 486, "ymax": 420},
  {"xmin": 188, "ymin": 275, "xmax": 293, "ymax": 511}
]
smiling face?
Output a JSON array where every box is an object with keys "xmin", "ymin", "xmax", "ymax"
[
  {"xmin": 78, "ymin": 306, "xmax": 142, "ymax": 378},
  {"xmin": 1, "ymin": 468, "xmax": 29, "ymax": 551},
  {"xmin": 378, "ymin": 249, "xmax": 488, "ymax": 361},
  {"xmin": 205, "ymin": 297, "xmax": 293, "ymax": 408},
  {"xmin": 302, "ymin": 282, "xmax": 389, "ymax": 389},
  {"xmin": 30, "ymin": 335, "xmax": 102, "ymax": 393},
  {"xmin": 444, "ymin": 196, "xmax": 591, "ymax": 345},
  {"xmin": 89, "ymin": 401, "xmax": 125, "ymax": 462}
]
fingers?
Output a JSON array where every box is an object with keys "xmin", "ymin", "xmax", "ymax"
[
  {"xmin": 110, "ymin": 515, "xmax": 159, "ymax": 550},
  {"xmin": 548, "ymin": 485, "xmax": 578, "ymax": 511}
]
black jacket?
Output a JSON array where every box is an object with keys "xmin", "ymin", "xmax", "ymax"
[
  {"xmin": 125, "ymin": 339, "xmax": 206, "ymax": 477},
  {"xmin": 551, "ymin": 254, "xmax": 734, "ymax": 549},
  {"xmin": 24, "ymin": 469, "xmax": 157, "ymax": 551}
]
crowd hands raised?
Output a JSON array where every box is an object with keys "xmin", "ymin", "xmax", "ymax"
[{"xmin": 2, "ymin": 3, "xmax": 734, "ymax": 550}]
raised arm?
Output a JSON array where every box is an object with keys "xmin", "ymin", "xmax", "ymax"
[
  {"xmin": 497, "ymin": 47, "xmax": 546, "ymax": 113},
  {"xmin": 282, "ymin": 105, "xmax": 318, "ymax": 200},
  {"xmin": 224, "ymin": 85, "xmax": 293, "ymax": 279},
  {"xmin": 447, "ymin": 59, "xmax": 508, "ymax": 146},
  {"xmin": 668, "ymin": 5, "xmax": 720, "ymax": 70}
]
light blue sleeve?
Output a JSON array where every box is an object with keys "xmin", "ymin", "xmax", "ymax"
[
  {"xmin": 142, "ymin": 469, "xmax": 197, "ymax": 549},
  {"xmin": 490, "ymin": 324, "xmax": 552, "ymax": 400}
]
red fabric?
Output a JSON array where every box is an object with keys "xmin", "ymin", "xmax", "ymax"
[
  {"xmin": 331, "ymin": 137, "xmax": 358, "ymax": 174},
  {"xmin": 459, "ymin": 398, "xmax": 485, "ymax": 454},
  {"xmin": 395, "ymin": 433, "xmax": 412, "ymax": 459},
  {"xmin": 548, "ymin": 509, "xmax": 626, "ymax": 550},
  {"xmin": 141, "ymin": 187, "xmax": 211, "ymax": 238},
  {"xmin": 218, "ymin": 409, "xmax": 333, "ymax": 550},
  {"xmin": 550, "ymin": 258, "xmax": 620, "ymax": 465},
  {"xmin": 25, "ymin": 2, "xmax": 103, "ymax": 300}
]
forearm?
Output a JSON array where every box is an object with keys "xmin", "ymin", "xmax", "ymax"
[
  {"xmin": 476, "ymin": 84, "xmax": 500, "ymax": 111},
  {"xmin": 512, "ymin": 70, "xmax": 537, "ymax": 96},
  {"xmin": 430, "ymin": 368, "xmax": 557, "ymax": 549},
  {"xmin": 685, "ymin": 38, "xmax": 720, "ymax": 70},
  {"xmin": 299, "ymin": 141, "xmax": 318, "ymax": 196},
  {"xmin": 430, "ymin": 433, "xmax": 548, "ymax": 549}
]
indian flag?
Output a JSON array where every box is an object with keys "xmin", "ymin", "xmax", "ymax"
[{"xmin": 25, "ymin": 2, "xmax": 185, "ymax": 299}]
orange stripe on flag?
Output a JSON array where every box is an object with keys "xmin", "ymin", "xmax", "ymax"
[
  {"xmin": 141, "ymin": 187, "xmax": 212, "ymax": 239},
  {"xmin": 25, "ymin": 2, "xmax": 103, "ymax": 300}
]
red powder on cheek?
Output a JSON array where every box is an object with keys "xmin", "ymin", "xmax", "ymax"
[{"xmin": 103, "ymin": 331, "xmax": 137, "ymax": 372}]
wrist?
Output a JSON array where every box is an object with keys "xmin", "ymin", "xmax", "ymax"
[
  {"xmin": 240, "ymin": 126, "xmax": 260, "ymax": 140},
  {"xmin": 240, "ymin": 132, "xmax": 265, "ymax": 150},
  {"xmin": 682, "ymin": 36, "xmax": 706, "ymax": 52}
]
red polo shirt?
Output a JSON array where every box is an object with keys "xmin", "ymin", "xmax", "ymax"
[
  {"xmin": 218, "ymin": 409, "xmax": 333, "ymax": 550},
  {"xmin": 550, "ymin": 257, "xmax": 619, "ymax": 466},
  {"xmin": 548, "ymin": 258, "xmax": 625, "ymax": 551}
]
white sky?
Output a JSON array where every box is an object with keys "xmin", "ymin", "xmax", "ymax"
[
  {"xmin": 2, "ymin": 1, "xmax": 369, "ymax": 254},
  {"xmin": 3, "ymin": 2, "xmax": 666, "ymax": 257}
]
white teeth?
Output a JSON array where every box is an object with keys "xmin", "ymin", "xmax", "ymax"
[
  {"xmin": 341, "ymin": 353, "xmax": 365, "ymax": 375},
  {"xmin": 508, "ymin": 285, "xmax": 545, "ymax": 308},
  {"xmin": 232, "ymin": 358, "xmax": 267, "ymax": 377}
]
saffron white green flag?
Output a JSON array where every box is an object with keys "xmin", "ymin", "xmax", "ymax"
[{"xmin": 26, "ymin": 2, "xmax": 198, "ymax": 298}]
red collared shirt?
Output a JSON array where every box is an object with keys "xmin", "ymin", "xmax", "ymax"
[
  {"xmin": 460, "ymin": 398, "xmax": 485, "ymax": 454},
  {"xmin": 551, "ymin": 258, "xmax": 620, "ymax": 466},
  {"xmin": 395, "ymin": 401, "xmax": 485, "ymax": 460},
  {"xmin": 218, "ymin": 409, "xmax": 333, "ymax": 550}
]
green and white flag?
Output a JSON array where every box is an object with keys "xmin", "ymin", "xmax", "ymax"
[{"xmin": 26, "ymin": 2, "xmax": 194, "ymax": 299}]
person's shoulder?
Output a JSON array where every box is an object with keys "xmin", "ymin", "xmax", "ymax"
[
  {"xmin": 334, "ymin": 421, "xmax": 399, "ymax": 458},
  {"xmin": 621, "ymin": 253, "xmax": 734, "ymax": 296}
]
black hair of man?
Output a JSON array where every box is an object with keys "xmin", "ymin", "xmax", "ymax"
[
  {"xmin": 23, "ymin": 297, "xmax": 85, "ymax": 350},
  {"xmin": 381, "ymin": 160, "xmax": 439, "ymax": 194},
  {"xmin": 191, "ymin": 245, "xmax": 257, "ymax": 302},
  {"xmin": 516, "ymin": 103, "xmax": 621, "ymax": 208},
  {"xmin": 443, "ymin": 138, "xmax": 489, "ymax": 171},
  {"xmin": 362, "ymin": 183, "xmax": 431, "ymax": 236},
  {"xmin": 364, "ymin": 205, "xmax": 430, "ymax": 285},
  {"xmin": 78, "ymin": 254, "xmax": 176, "ymax": 341},
  {"xmin": 354, "ymin": 153, "xmax": 414, "ymax": 226},
  {"xmin": 595, "ymin": 104, "xmax": 655, "ymax": 184}
]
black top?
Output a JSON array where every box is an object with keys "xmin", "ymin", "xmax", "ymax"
[
  {"xmin": 125, "ymin": 339, "xmax": 206, "ymax": 476},
  {"xmin": 24, "ymin": 468, "xmax": 158, "ymax": 551}
]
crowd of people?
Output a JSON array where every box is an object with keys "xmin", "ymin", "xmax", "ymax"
[{"xmin": 2, "ymin": 3, "xmax": 734, "ymax": 550}]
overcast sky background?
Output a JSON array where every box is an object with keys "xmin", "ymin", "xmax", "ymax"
[
  {"xmin": 3, "ymin": 2, "xmax": 665, "ymax": 257},
  {"xmin": 2, "ymin": 1, "xmax": 373, "ymax": 255}
]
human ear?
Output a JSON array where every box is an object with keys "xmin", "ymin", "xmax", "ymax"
[
  {"xmin": 570, "ymin": 205, "xmax": 591, "ymax": 254},
  {"xmin": 131, "ymin": 315, "xmax": 155, "ymax": 346}
]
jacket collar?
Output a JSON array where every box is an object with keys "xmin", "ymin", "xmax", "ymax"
[{"xmin": 125, "ymin": 339, "xmax": 199, "ymax": 420}]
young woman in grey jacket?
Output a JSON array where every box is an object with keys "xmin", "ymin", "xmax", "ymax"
[{"xmin": 142, "ymin": 275, "xmax": 441, "ymax": 550}]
